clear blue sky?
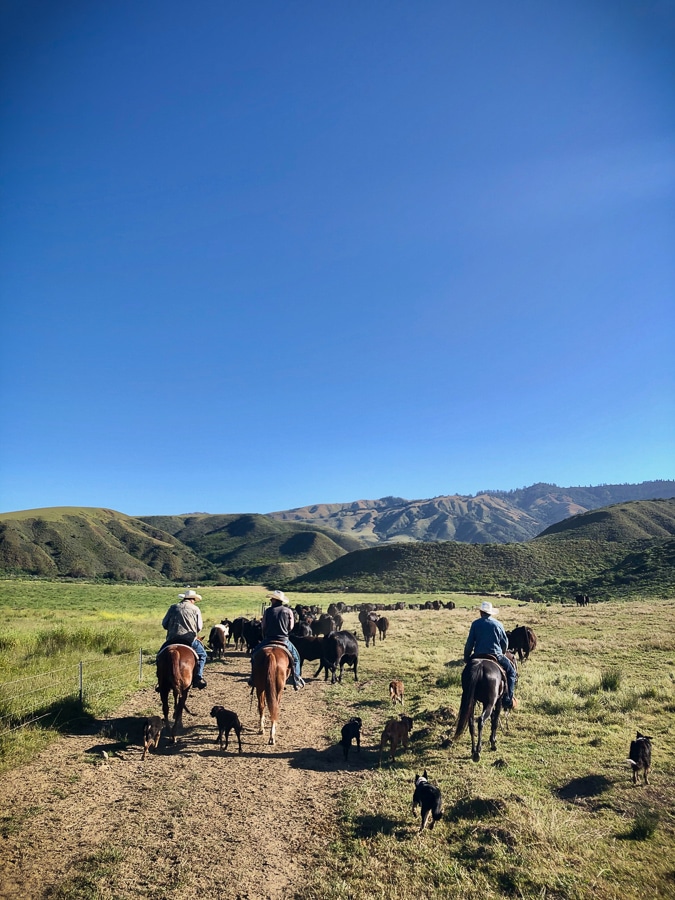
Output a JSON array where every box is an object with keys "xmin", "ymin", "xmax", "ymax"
[{"xmin": 1, "ymin": 1, "xmax": 673, "ymax": 516}]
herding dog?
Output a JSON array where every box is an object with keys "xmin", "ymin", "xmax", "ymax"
[
  {"xmin": 389, "ymin": 679, "xmax": 404, "ymax": 706},
  {"xmin": 379, "ymin": 714, "xmax": 414, "ymax": 764},
  {"xmin": 412, "ymin": 770, "xmax": 443, "ymax": 832},
  {"xmin": 210, "ymin": 705, "xmax": 243, "ymax": 754},
  {"xmin": 627, "ymin": 731, "xmax": 652, "ymax": 784},
  {"xmin": 141, "ymin": 715, "xmax": 164, "ymax": 760},
  {"xmin": 340, "ymin": 716, "xmax": 363, "ymax": 760}
]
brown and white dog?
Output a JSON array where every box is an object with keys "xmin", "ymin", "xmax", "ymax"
[
  {"xmin": 141, "ymin": 715, "xmax": 164, "ymax": 760},
  {"xmin": 389, "ymin": 680, "xmax": 404, "ymax": 706},
  {"xmin": 379, "ymin": 714, "xmax": 414, "ymax": 764},
  {"xmin": 627, "ymin": 731, "xmax": 652, "ymax": 784}
]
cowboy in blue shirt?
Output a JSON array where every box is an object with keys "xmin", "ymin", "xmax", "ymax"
[{"xmin": 464, "ymin": 601, "xmax": 517, "ymax": 709}]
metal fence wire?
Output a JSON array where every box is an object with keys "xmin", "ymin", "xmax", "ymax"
[{"xmin": 0, "ymin": 649, "xmax": 145, "ymax": 736}]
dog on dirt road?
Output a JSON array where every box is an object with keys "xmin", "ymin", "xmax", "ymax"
[
  {"xmin": 142, "ymin": 715, "xmax": 164, "ymax": 760},
  {"xmin": 412, "ymin": 770, "xmax": 443, "ymax": 832},
  {"xmin": 340, "ymin": 716, "xmax": 362, "ymax": 760},
  {"xmin": 379, "ymin": 714, "xmax": 414, "ymax": 764},
  {"xmin": 627, "ymin": 731, "xmax": 652, "ymax": 784},
  {"xmin": 210, "ymin": 706, "xmax": 243, "ymax": 754}
]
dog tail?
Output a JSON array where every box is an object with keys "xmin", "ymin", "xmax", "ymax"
[{"xmin": 626, "ymin": 759, "xmax": 638, "ymax": 769}]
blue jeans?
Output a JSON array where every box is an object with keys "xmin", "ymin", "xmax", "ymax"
[
  {"xmin": 192, "ymin": 639, "xmax": 207, "ymax": 678},
  {"xmin": 252, "ymin": 638, "xmax": 302, "ymax": 680},
  {"xmin": 498, "ymin": 653, "xmax": 517, "ymax": 700}
]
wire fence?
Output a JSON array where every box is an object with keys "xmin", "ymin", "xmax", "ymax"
[{"xmin": 0, "ymin": 649, "xmax": 145, "ymax": 736}]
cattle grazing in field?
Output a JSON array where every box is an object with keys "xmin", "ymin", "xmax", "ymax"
[
  {"xmin": 575, "ymin": 594, "xmax": 590, "ymax": 607},
  {"xmin": 376, "ymin": 616, "xmax": 389, "ymax": 640},
  {"xmin": 444, "ymin": 601, "xmax": 456, "ymax": 610},
  {"xmin": 340, "ymin": 716, "xmax": 362, "ymax": 760},
  {"xmin": 141, "ymin": 715, "xmax": 164, "ymax": 760},
  {"xmin": 320, "ymin": 631, "xmax": 359, "ymax": 684},
  {"xmin": 231, "ymin": 616, "xmax": 249, "ymax": 651},
  {"xmin": 289, "ymin": 634, "xmax": 325, "ymax": 675},
  {"xmin": 507, "ymin": 625, "xmax": 537, "ymax": 661},
  {"xmin": 379, "ymin": 715, "xmax": 414, "ymax": 764},
  {"xmin": 413, "ymin": 770, "xmax": 443, "ymax": 832},
  {"xmin": 210, "ymin": 705, "xmax": 243, "ymax": 754},
  {"xmin": 361, "ymin": 616, "xmax": 377, "ymax": 648},
  {"xmin": 389, "ymin": 679, "xmax": 404, "ymax": 706},
  {"xmin": 208, "ymin": 622, "xmax": 230, "ymax": 659},
  {"xmin": 627, "ymin": 732, "xmax": 652, "ymax": 784}
]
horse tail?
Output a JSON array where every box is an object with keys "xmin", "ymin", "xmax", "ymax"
[
  {"xmin": 265, "ymin": 651, "xmax": 279, "ymax": 722},
  {"xmin": 170, "ymin": 647, "xmax": 182, "ymax": 690},
  {"xmin": 452, "ymin": 662, "xmax": 480, "ymax": 742}
]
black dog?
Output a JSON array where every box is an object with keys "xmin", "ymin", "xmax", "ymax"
[
  {"xmin": 412, "ymin": 770, "xmax": 443, "ymax": 832},
  {"xmin": 210, "ymin": 706, "xmax": 243, "ymax": 754},
  {"xmin": 141, "ymin": 715, "xmax": 164, "ymax": 761},
  {"xmin": 340, "ymin": 716, "xmax": 362, "ymax": 760},
  {"xmin": 627, "ymin": 731, "xmax": 652, "ymax": 784}
]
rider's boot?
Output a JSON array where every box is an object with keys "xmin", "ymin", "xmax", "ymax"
[{"xmin": 192, "ymin": 673, "xmax": 208, "ymax": 689}]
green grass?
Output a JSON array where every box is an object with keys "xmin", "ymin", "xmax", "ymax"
[{"xmin": 2, "ymin": 583, "xmax": 675, "ymax": 898}]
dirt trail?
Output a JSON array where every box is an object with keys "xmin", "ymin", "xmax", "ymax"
[{"xmin": 0, "ymin": 653, "xmax": 366, "ymax": 900}]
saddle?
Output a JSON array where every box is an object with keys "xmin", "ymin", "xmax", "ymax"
[
  {"xmin": 263, "ymin": 639, "xmax": 295, "ymax": 667},
  {"xmin": 472, "ymin": 653, "xmax": 508, "ymax": 678},
  {"xmin": 157, "ymin": 642, "xmax": 199, "ymax": 662}
]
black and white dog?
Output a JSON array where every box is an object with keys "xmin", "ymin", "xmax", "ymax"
[
  {"xmin": 340, "ymin": 716, "xmax": 363, "ymax": 760},
  {"xmin": 412, "ymin": 770, "xmax": 443, "ymax": 832},
  {"xmin": 627, "ymin": 731, "xmax": 652, "ymax": 785}
]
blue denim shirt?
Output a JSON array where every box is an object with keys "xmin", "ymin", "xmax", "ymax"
[{"xmin": 464, "ymin": 614, "xmax": 508, "ymax": 662}]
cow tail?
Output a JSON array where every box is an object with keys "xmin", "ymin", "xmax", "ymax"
[{"xmin": 452, "ymin": 663, "xmax": 479, "ymax": 742}]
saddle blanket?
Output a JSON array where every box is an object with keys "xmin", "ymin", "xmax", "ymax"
[{"xmin": 157, "ymin": 643, "xmax": 199, "ymax": 662}]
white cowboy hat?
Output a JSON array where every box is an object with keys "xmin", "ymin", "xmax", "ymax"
[
  {"xmin": 179, "ymin": 589, "xmax": 202, "ymax": 601},
  {"xmin": 268, "ymin": 589, "xmax": 290, "ymax": 605},
  {"xmin": 479, "ymin": 600, "xmax": 498, "ymax": 615}
]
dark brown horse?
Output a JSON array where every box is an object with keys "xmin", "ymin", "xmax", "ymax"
[
  {"xmin": 156, "ymin": 644, "xmax": 197, "ymax": 743},
  {"xmin": 451, "ymin": 655, "xmax": 512, "ymax": 762},
  {"xmin": 251, "ymin": 644, "xmax": 292, "ymax": 745}
]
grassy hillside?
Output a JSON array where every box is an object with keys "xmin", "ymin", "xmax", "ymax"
[
  {"xmin": 140, "ymin": 512, "xmax": 364, "ymax": 581},
  {"xmin": 289, "ymin": 499, "xmax": 675, "ymax": 600},
  {"xmin": 0, "ymin": 508, "xmax": 220, "ymax": 583}
]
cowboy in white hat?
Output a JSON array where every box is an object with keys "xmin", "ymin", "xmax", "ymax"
[
  {"xmin": 463, "ymin": 600, "xmax": 517, "ymax": 709},
  {"xmin": 159, "ymin": 588, "xmax": 208, "ymax": 689},
  {"xmin": 247, "ymin": 590, "xmax": 305, "ymax": 690}
]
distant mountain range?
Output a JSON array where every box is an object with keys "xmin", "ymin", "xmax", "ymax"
[
  {"xmin": 0, "ymin": 481, "xmax": 673, "ymax": 601},
  {"xmin": 269, "ymin": 480, "xmax": 675, "ymax": 544}
]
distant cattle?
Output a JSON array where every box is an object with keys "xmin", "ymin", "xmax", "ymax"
[
  {"xmin": 575, "ymin": 594, "xmax": 590, "ymax": 607},
  {"xmin": 231, "ymin": 617, "xmax": 248, "ymax": 651},
  {"xmin": 507, "ymin": 626, "xmax": 537, "ymax": 661}
]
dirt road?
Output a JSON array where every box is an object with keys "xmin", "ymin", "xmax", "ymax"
[{"xmin": 0, "ymin": 653, "xmax": 366, "ymax": 899}]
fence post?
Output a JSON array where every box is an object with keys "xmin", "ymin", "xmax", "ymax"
[
  {"xmin": 139, "ymin": 648, "xmax": 143, "ymax": 682},
  {"xmin": 79, "ymin": 661, "xmax": 83, "ymax": 703}
]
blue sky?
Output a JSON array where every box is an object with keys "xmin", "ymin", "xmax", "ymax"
[{"xmin": 1, "ymin": 1, "xmax": 673, "ymax": 516}]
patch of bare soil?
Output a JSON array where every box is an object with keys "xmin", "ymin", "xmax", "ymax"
[{"xmin": 0, "ymin": 654, "xmax": 367, "ymax": 900}]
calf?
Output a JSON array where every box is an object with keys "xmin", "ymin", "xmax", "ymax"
[
  {"xmin": 389, "ymin": 679, "xmax": 404, "ymax": 706},
  {"xmin": 379, "ymin": 715, "xmax": 414, "ymax": 764},
  {"xmin": 627, "ymin": 732, "xmax": 652, "ymax": 784},
  {"xmin": 208, "ymin": 622, "xmax": 230, "ymax": 660},
  {"xmin": 210, "ymin": 705, "xmax": 243, "ymax": 754},
  {"xmin": 340, "ymin": 716, "xmax": 363, "ymax": 760},
  {"xmin": 507, "ymin": 625, "xmax": 537, "ymax": 661},
  {"xmin": 361, "ymin": 618, "xmax": 377, "ymax": 648},
  {"xmin": 320, "ymin": 631, "xmax": 359, "ymax": 684},
  {"xmin": 141, "ymin": 715, "xmax": 164, "ymax": 761},
  {"xmin": 376, "ymin": 617, "xmax": 389, "ymax": 641}
]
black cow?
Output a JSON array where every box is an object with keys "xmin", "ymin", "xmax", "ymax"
[
  {"xmin": 320, "ymin": 631, "xmax": 359, "ymax": 684},
  {"xmin": 311, "ymin": 614, "xmax": 336, "ymax": 637},
  {"xmin": 231, "ymin": 617, "xmax": 249, "ymax": 651},
  {"xmin": 242, "ymin": 619, "xmax": 262, "ymax": 654},
  {"xmin": 361, "ymin": 617, "xmax": 377, "ymax": 648},
  {"xmin": 289, "ymin": 634, "xmax": 324, "ymax": 675}
]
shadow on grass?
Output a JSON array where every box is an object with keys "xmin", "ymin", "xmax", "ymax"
[
  {"xmin": 556, "ymin": 774, "xmax": 613, "ymax": 804},
  {"xmin": 446, "ymin": 796, "xmax": 507, "ymax": 821},
  {"xmin": 352, "ymin": 813, "xmax": 408, "ymax": 840}
]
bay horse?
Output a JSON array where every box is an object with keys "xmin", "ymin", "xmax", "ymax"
[
  {"xmin": 156, "ymin": 643, "xmax": 197, "ymax": 743},
  {"xmin": 251, "ymin": 643, "xmax": 292, "ymax": 745},
  {"xmin": 451, "ymin": 654, "xmax": 514, "ymax": 762}
]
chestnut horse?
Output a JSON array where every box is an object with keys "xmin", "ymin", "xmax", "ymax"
[
  {"xmin": 251, "ymin": 643, "xmax": 292, "ymax": 745},
  {"xmin": 450, "ymin": 653, "xmax": 516, "ymax": 762},
  {"xmin": 156, "ymin": 643, "xmax": 197, "ymax": 743}
]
